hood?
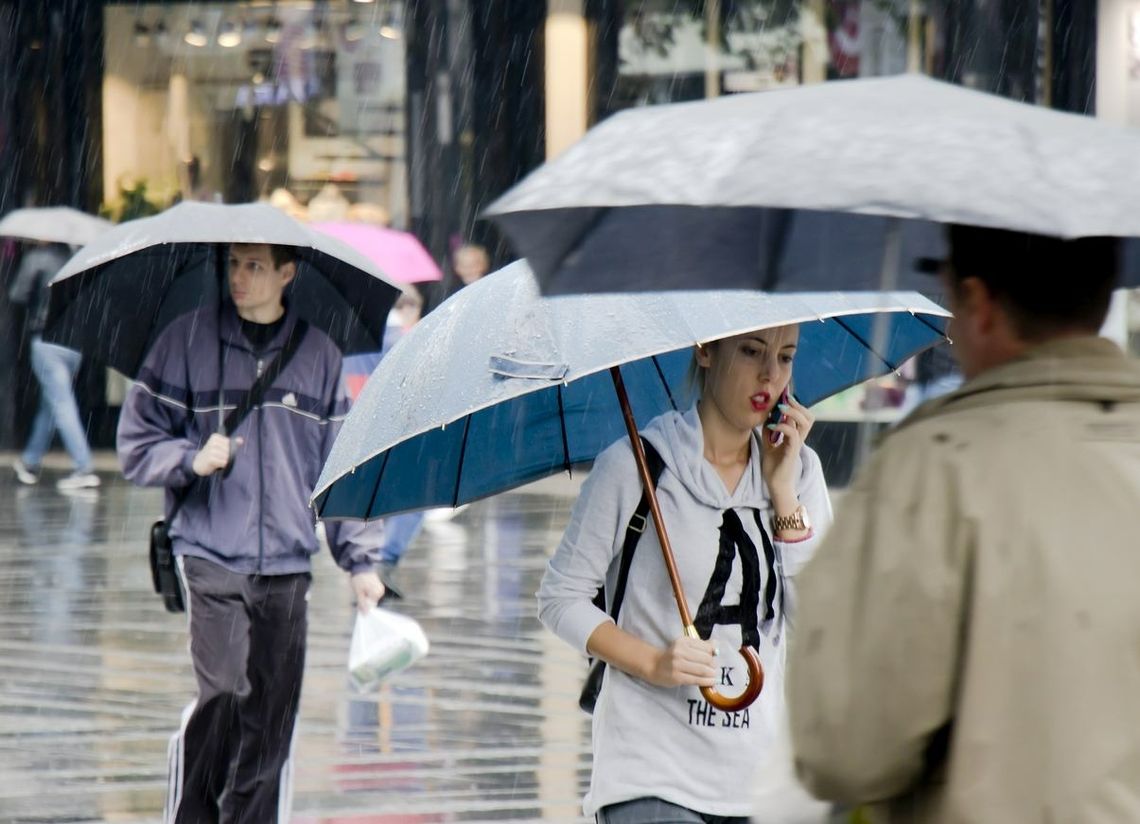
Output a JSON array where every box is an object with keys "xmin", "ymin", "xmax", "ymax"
[
  {"xmin": 641, "ymin": 405, "xmax": 767, "ymax": 510},
  {"xmin": 901, "ymin": 336, "xmax": 1140, "ymax": 431}
]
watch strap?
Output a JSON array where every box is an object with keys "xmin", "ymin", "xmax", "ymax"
[{"xmin": 773, "ymin": 507, "xmax": 806, "ymax": 532}]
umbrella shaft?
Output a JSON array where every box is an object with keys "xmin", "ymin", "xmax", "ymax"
[{"xmin": 609, "ymin": 366, "xmax": 694, "ymax": 628}]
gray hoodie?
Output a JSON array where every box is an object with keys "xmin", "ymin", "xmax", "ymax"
[
  {"xmin": 538, "ymin": 405, "xmax": 832, "ymax": 818},
  {"xmin": 118, "ymin": 303, "xmax": 380, "ymax": 576}
]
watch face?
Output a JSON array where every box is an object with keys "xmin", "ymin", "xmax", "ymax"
[{"xmin": 797, "ymin": 505, "xmax": 812, "ymax": 531}]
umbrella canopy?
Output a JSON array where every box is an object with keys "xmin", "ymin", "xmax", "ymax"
[
  {"xmin": 44, "ymin": 202, "xmax": 403, "ymax": 377},
  {"xmin": 485, "ymin": 74, "xmax": 1140, "ymax": 295},
  {"xmin": 311, "ymin": 222, "xmax": 443, "ymax": 284},
  {"xmin": 0, "ymin": 207, "xmax": 113, "ymax": 246},
  {"xmin": 313, "ymin": 260, "xmax": 950, "ymax": 521}
]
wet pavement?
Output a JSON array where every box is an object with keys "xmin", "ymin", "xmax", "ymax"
[{"xmin": 0, "ymin": 457, "xmax": 592, "ymax": 823}]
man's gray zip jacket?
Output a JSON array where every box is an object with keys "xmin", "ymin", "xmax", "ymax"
[{"xmin": 118, "ymin": 303, "xmax": 380, "ymax": 576}]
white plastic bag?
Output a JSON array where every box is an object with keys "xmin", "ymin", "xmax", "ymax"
[{"xmin": 348, "ymin": 607, "xmax": 430, "ymax": 691}]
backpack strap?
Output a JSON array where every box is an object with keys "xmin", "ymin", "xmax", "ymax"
[{"xmin": 591, "ymin": 437, "xmax": 666, "ymax": 621}]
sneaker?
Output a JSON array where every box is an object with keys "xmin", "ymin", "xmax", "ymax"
[
  {"xmin": 56, "ymin": 472, "xmax": 101, "ymax": 492},
  {"xmin": 12, "ymin": 459, "xmax": 40, "ymax": 486}
]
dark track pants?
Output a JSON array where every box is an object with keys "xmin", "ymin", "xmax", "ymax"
[{"xmin": 166, "ymin": 556, "xmax": 310, "ymax": 824}]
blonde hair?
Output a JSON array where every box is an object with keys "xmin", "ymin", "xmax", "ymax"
[{"xmin": 683, "ymin": 342, "xmax": 714, "ymax": 405}]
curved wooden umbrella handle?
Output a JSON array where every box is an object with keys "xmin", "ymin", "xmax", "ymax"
[
  {"xmin": 697, "ymin": 639, "xmax": 764, "ymax": 713},
  {"xmin": 610, "ymin": 366, "xmax": 765, "ymax": 714}
]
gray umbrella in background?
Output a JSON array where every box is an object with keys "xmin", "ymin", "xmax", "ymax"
[
  {"xmin": 43, "ymin": 202, "xmax": 403, "ymax": 378},
  {"xmin": 0, "ymin": 207, "xmax": 113, "ymax": 246},
  {"xmin": 485, "ymin": 74, "xmax": 1140, "ymax": 296}
]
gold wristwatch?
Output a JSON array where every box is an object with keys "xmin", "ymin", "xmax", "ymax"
[{"xmin": 773, "ymin": 504, "xmax": 811, "ymax": 533}]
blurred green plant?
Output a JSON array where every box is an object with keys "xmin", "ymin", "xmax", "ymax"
[{"xmin": 100, "ymin": 179, "xmax": 163, "ymax": 223}]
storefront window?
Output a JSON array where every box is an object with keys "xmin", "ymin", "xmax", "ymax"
[
  {"xmin": 614, "ymin": 0, "xmax": 930, "ymax": 108},
  {"xmin": 102, "ymin": 2, "xmax": 407, "ymax": 227}
]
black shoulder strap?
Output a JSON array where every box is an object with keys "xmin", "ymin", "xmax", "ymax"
[
  {"xmin": 221, "ymin": 320, "xmax": 310, "ymax": 435},
  {"xmin": 167, "ymin": 321, "xmax": 310, "ymax": 520},
  {"xmin": 604, "ymin": 437, "xmax": 666, "ymax": 622}
]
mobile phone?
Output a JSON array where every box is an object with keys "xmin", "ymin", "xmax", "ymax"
[{"xmin": 766, "ymin": 388, "xmax": 790, "ymax": 444}]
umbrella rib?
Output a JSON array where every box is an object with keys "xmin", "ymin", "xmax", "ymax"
[
  {"xmin": 832, "ymin": 316, "xmax": 896, "ymax": 371},
  {"xmin": 364, "ymin": 449, "xmax": 392, "ymax": 520},
  {"xmin": 556, "ymin": 384, "xmax": 572, "ymax": 475},
  {"xmin": 451, "ymin": 416, "xmax": 473, "ymax": 508},
  {"xmin": 651, "ymin": 355, "xmax": 678, "ymax": 411},
  {"xmin": 911, "ymin": 311, "xmax": 951, "ymax": 341}
]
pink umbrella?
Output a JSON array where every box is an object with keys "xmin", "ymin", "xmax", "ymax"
[{"xmin": 311, "ymin": 222, "xmax": 442, "ymax": 285}]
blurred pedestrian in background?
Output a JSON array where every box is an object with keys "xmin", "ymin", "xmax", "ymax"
[
  {"xmin": 9, "ymin": 241, "xmax": 100, "ymax": 491},
  {"xmin": 453, "ymin": 243, "xmax": 490, "ymax": 287}
]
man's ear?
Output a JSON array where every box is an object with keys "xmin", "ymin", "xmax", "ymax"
[
  {"xmin": 957, "ymin": 276, "xmax": 996, "ymax": 336},
  {"xmin": 279, "ymin": 261, "xmax": 297, "ymax": 287}
]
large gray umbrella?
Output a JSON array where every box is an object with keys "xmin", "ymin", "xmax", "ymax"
[
  {"xmin": 44, "ymin": 202, "xmax": 402, "ymax": 377},
  {"xmin": 485, "ymin": 74, "xmax": 1140, "ymax": 295},
  {"xmin": 0, "ymin": 207, "xmax": 113, "ymax": 246}
]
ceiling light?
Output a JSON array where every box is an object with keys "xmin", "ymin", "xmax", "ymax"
[
  {"xmin": 133, "ymin": 20, "xmax": 151, "ymax": 47},
  {"xmin": 380, "ymin": 19, "xmax": 401, "ymax": 39},
  {"xmin": 184, "ymin": 21, "xmax": 209, "ymax": 47},
  {"xmin": 217, "ymin": 20, "xmax": 243, "ymax": 48},
  {"xmin": 379, "ymin": 4, "xmax": 402, "ymax": 40},
  {"xmin": 299, "ymin": 19, "xmax": 322, "ymax": 50},
  {"xmin": 344, "ymin": 19, "xmax": 365, "ymax": 42},
  {"xmin": 265, "ymin": 16, "xmax": 282, "ymax": 44}
]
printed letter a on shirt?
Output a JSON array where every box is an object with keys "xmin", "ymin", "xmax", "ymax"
[{"xmin": 693, "ymin": 509, "xmax": 764, "ymax": 650}]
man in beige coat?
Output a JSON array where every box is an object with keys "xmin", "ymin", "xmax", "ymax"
[{"xmin": 788, "ymin": 226, "xmax": 1140, "ymax": 823}]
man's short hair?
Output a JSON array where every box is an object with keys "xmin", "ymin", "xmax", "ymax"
[
  {"xmin": 269, "ymin": 245, "xmax": 298, "ymax": 269},
  {"xmin": 231, "ymin": 243, "xmax": 298, "ymax": 270},
  {"xmin": 946, "ymin": 225, "xmax": 1119, "ymax": 341}
]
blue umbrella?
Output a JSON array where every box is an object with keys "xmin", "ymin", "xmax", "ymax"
[
  {"xmin": 314, "ymin": 260, "xmax": 949, "ymax": 519},
  {"xmin": 313, "ymin": 261, "xmax": 949, "ymax": 712}
]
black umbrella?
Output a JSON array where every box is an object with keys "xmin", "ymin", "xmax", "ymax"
[{"xmin": 44, "ymin": 202, "xmax": 402, "ymax": 377}]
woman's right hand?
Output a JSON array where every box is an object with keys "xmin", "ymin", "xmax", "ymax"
[{"xmin": 647, "ymin": 636, "xmax": 718, "ymax": 688}]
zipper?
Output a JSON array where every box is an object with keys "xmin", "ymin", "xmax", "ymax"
[
  {"xmin": 256, "ymin": 355, "xmax": 265, "ymax": 572},
  {"xmin": 257, "ymin": 404, "xmax": 265, "ymax": 572}
]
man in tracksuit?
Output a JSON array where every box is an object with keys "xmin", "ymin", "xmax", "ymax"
[{"xmin": 118, "ymin": 243, "xmax": 386, "ymax": 824}]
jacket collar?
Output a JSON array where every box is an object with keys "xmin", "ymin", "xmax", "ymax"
[
  {"xmin": 899, "ymin": 336, "xmax": 1140, "ymax": 431},
  {"xmin": 218, "ymin": 299, "xmax": 299, "ymax": 355}
]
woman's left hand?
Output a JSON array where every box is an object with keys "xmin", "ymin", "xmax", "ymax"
[{"xmin": 760, "ymin": 394, "xmax": 814, "ymax": 501}]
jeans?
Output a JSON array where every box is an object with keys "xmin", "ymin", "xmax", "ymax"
[
  {"xmin": 379, "ymin": 511, "xmax": 425, "ymax": 565},
  {"xmin": 596, "ymin": 797, "xmax": 750, "ymax": 824},
  {"xmin": 21, "ymin": 337, "xmax": 92, "ymax": 473}
]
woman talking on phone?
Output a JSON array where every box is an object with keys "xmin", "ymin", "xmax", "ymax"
[{"xmin": 538, "ymin": 324, "xmax": 833, "ymax": 824}]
